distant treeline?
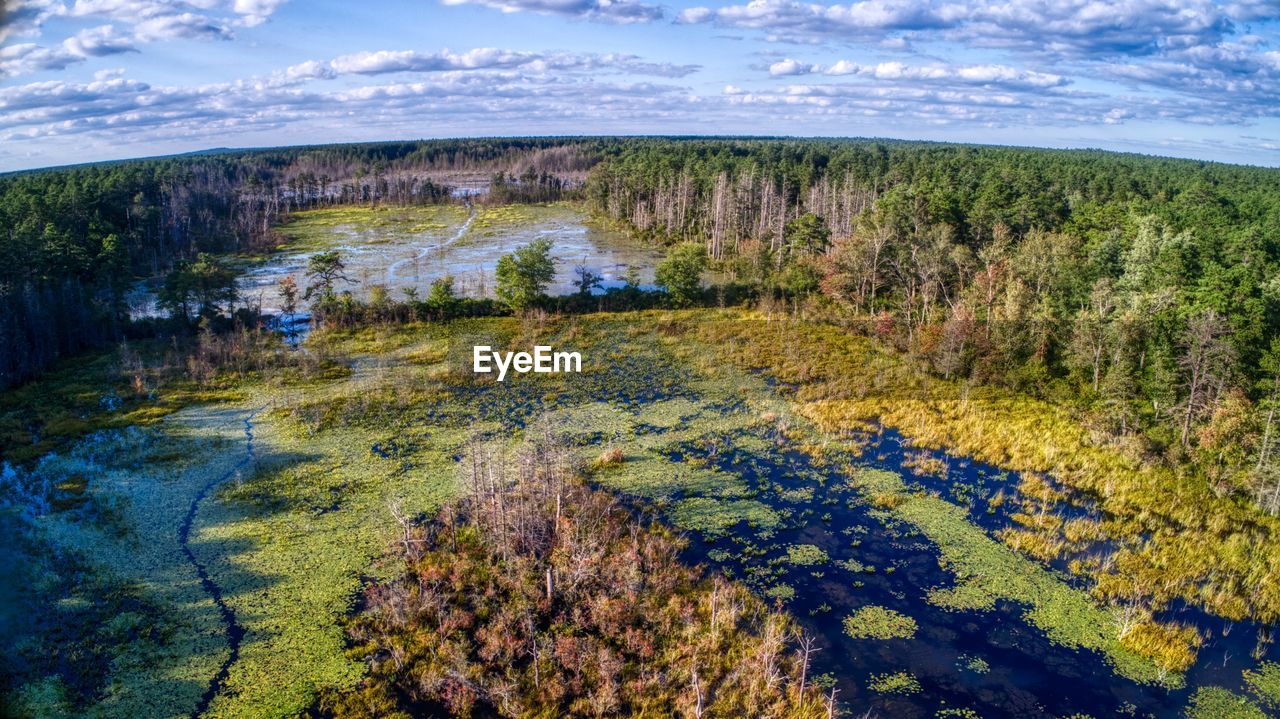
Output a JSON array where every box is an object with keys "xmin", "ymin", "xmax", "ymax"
[{"xmin": 0, "ymin": 138, "xmax": 593, "ymax": 389}]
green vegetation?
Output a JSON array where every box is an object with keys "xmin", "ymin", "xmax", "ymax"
[
  {"xmin": 1183, "ymin": 687, "xmax": 1268, "ymax": 719},
  {"xmin": 8, "ymin": 296, "xmax": 1264, "ymax": 718},
  {"xmin": 495, "ymin": 237, "xmax": 556, "ymax": 311},
  {"xmin": 654, "ymin": 242, "xmax": 707, "ymax": 307},
  {"xmin": 868, "ymin": 671, "xmax": 922, "ymax": 695},
  {"xmin": 276, "ymin": 205, "xmax": 468, "ymax": 249},
  {"xmin": 692, "ymin": 315, "xmax": 1280, "ymax": 634},
  {"xmin": 1243, "ymin": 662, "xmax": 1280, "ymax": 709},
  {"xmin": 847, "ymin": 467, "xmax": 1171, "ymax": 683},
  {"xmin": 9, "ymin": 132, "xmax": 1280, "ymax": 719},
  {"xmin": 842, "ymin": 605, "xmax": 918, "ymax": 640},
  {"xmin": 785, "ymin": 543, "xmax": 830, "ymax": 566}
]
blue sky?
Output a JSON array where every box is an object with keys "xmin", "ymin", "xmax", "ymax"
[{"xmin": 2, "ymin": 0, "xmax": 1279, "ymax": 170}]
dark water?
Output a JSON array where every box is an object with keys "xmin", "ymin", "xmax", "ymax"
[{"xmin": 664, "ymin": 425, "xmax": 1279, "ymax": 719}]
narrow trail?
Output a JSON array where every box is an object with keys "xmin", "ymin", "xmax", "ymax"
[
  {"xmin": 179, "ymin": 409, "xmax": 259, "ymax": 719},
  {"xmin": 386, "ymin": 200, "xmax": 478, "ymax": 283}
]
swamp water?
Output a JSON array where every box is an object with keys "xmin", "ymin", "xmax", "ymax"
[
  {"xmin": 128, "ymin": 203, "xmax": 663, "ymax": 320},
  {"xmin": 517, "ymin": 338, "xmax": 1279, "ymax": 719},
  {"xmin": 663, "ymin": 426, "xmax": 1280, "ymax": 718}
]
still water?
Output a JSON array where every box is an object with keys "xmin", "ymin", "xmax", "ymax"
[
  {"xmin": 128, "ymin": 202, "xmax": 663, "ymax": 319},
  {"xmin": 672, "ymin": 426, "xmax": 1279, "ymax": 718}
]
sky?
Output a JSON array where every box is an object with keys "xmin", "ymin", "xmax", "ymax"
[{"xmin": 1, "ymin": 0, "xmax": 1279, "ymax": 171}]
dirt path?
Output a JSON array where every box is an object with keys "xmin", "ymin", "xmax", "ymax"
[{"xmin": 178, "ymin": 409, "xmax": 259, "ymax": 719}]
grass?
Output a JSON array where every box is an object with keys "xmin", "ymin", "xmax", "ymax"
[
  {"xmin": 0, "ymin": 339, "xmax": 247, "ymax": 467},
  {"xmin": 842, "ymin": 605, "xmax": 918, "ymax": 640},
  {"xmin": 273, "ymin": 205, "xmax": 470, "ymax": 251}
]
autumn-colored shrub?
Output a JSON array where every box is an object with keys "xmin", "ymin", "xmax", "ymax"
[{"xmin": 311, "ymin": 433, "xmax": 830, "ymax": 719}]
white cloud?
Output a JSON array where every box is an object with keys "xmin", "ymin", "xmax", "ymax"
[
  {"xmin": 1, "ymin": 24, "xmax": 137, "ymax": 78},
  {"xmin": 63, "ymin": 24, "xmax": 138, "ymax": 56},
  {"xmin": 1, "ymin": 1, "xmax": 63, "ymax": 44},
  {"xmin": 814, "ymin": 60, "xmax": 1067, "ymax": 90},
  {"xmin": 0, "ymin": 68, "xmax": 697, "ymax": 149},
  {"xmin": 130, "ymin": 12, "xmax": 234, "ymax": 41},
  {"xmin": 0, "ymin": 0, "xmax": 294, "ymax": 78},
  {"xmin": 233, "ymin": 0, "xmax": 287, "ymax": 26},
  {"xmin": 676, "ymin": 0, "xmax": 1273, "ymax": 55},
  {"xmin": 769, "ymin": 58, "xmax": 819, "ymax": 76},
  {"xmin": 322, "ymin": 48, "xmax": 699, "ymax": 78},
  {"xmin": 440, "ymin": 0, "xmax": 663, "ymax": 23}
]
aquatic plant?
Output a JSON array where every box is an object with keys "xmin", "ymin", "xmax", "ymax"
[
  {"xmin": 1118, "ymin": 620, "xmax": 1203, "ymax": 674},
  {"xmin": 691, "ymin": 312, "xmax": 1280, "ymax": 628},
  {"xmin": 868, "ymin": 671, "xmax": 922, "ymax": 695},
  {"xmin": 935, "ymin": 709, "xmax": 982, "ymax": 718},
  {"xmin": 785, "ymin": 544, "xmax": 829, "ymax": 566},
  {"xmin": 847, "ymin": 467, "xmax": 1173, "ymax": 684},
  {"xmin": 843, "ymin": 605, "xmax": 918, "ymax": 640},
  {"xmin": 1243, "ymin": 662, "xmax": 1280, "ymax": 709},
  {"xmin": 903, "ymin": 452, "xmax": 948, "ymax": 478},
  {"xmin": 1183, "ymin": 687, "xmax": 1268, "ymax": 719},
  {"xmin": 766, "ymin": 584, "xmax": 797, "ymax": 602}
]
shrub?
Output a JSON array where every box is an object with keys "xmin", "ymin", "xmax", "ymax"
[
  {"xmin": 655, "ymin": 244, "xmax": 706, "ymax": 307},
  {"xmin": 590, "ymin": 447, "xmax": 625, "ymax": 470},
  {"xmin": 495, "ymin": 238, "xmax": 555, "ymax": 311}
]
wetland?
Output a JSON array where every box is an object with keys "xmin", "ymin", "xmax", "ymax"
[{"xmin": 4, "ymin": 304, "xmax": 1278, "ymax": 718}]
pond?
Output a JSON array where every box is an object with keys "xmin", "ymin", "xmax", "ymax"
[{"xmin": 128, "ymin": 202, "xmax": 664, "ymax": 321}]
